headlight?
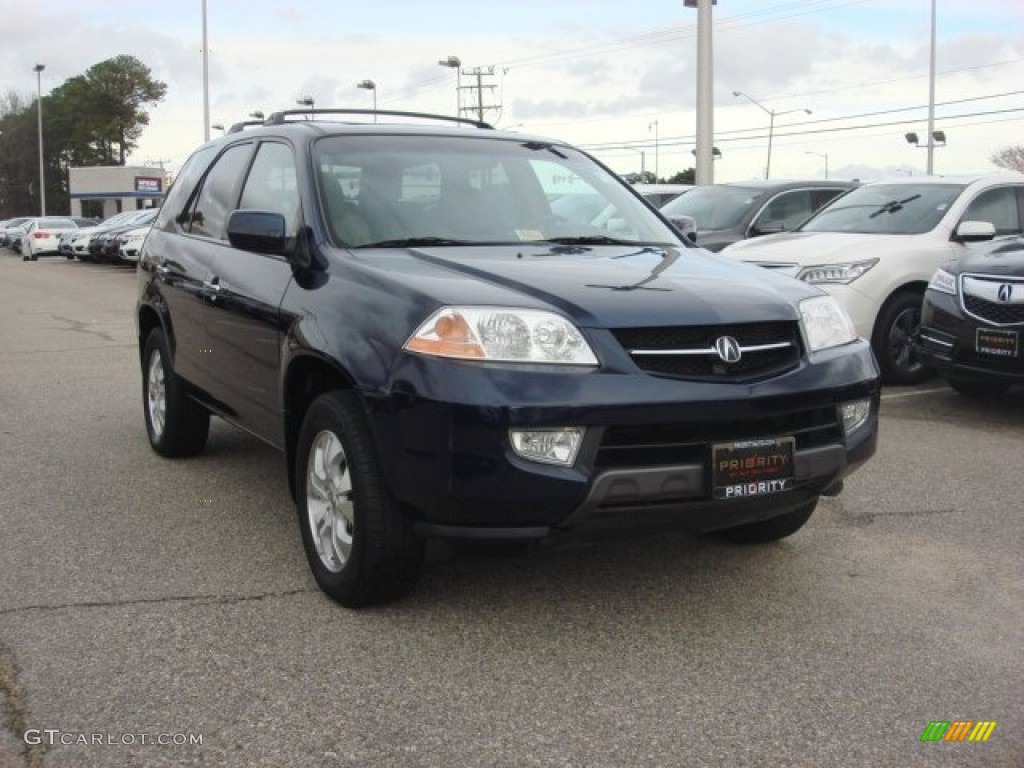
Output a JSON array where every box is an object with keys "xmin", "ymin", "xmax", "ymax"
[
  {"xmin": 797, "ymin": 259, "xmax": 878, "ymax": 285},
  {"xmin": 800, "ymin": 296, "xmax": 857, "ymax": 352},
  {"xmin": 404, "ymin": 306, "xmax": 599, "ymax": 365},
  {"xmin": 928, "ymin": 268, "xmax": 957, "ymax": 295}
]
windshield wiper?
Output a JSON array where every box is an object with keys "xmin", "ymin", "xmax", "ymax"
[
  {"xmin": 869, "ymin": 195, "xmax": 921, "ymax": 218},
  {"xmin": 357, "ymin": 236, "xmax": 473, "ymax": 248},
  {"xmin": 541, "ymin": 235, "xmax": 639, "ymax": 246}
]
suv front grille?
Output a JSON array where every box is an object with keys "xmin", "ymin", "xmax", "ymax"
[
  {"xmin": 595, "ymin": 406, "xmax": 842, "ymax": 469},
  {"xmin": 961, "ymin": 275, "xmax": 1024, "ymax": 326},
  {"xmin": 612, "ymin": 321, "xmax": 802, "ymax": 381}
]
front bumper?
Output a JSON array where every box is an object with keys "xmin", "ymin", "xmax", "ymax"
[
  {"xmin": 921, "ymin": 290, "xmax": 1024, "ymax": 384},
  {"xmin": 370, "ymin": 340, "xmax": 880, "ymax": 539}
]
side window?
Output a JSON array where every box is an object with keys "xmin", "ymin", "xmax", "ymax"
[
  {"xmin": 157, "ymin": 145, "xmax": 216, "ymax": 231},
  {"xmin": 961, "ymin": 187, "xmax": 1022, "ymax": 236},
  {"xmin": 187, "ymin": 143, "xmax": 253, "ymax": 239},
  {"xmin": 239, "ymin": 142, "xmax": 300, "ymax": 236},
  {"xmin": 754, "ymin": 190, "xmax": 813, "ymax": 233}
]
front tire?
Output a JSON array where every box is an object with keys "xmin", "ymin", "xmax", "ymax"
[
  {"xmin": 714, "ymin": 499, "xmax": 817, "ymax": 544},
  {"xmin": 872, "ymin": 291, "xmax": 931, "ymax": 385},
  {"xmin": 296, "ymin": 391, "xmax": 423, "ymax": 607},
  {"xmin": 142, "ymin": 329, "xmax": 210, "ymax": 457}
]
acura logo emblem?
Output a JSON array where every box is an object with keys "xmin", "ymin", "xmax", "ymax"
[
  {"xmin": 714, "ymin": 336, "xmax": 742, "ymax": 363},
  {"xmin": 998, "ymin": 284, "xmax": 1013, "ymax": 303}
]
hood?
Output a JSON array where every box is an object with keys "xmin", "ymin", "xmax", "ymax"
[
  {"xmin": 949, "ymin": 237, "xmax": 1024, "ymax": 277},
  {"xmin": 723, "ymin": 231, "xmax": 925, "ymax": 265},
  {"xmin": 353, "ymin": 244, "xmax": 816, "ymax": 328}
]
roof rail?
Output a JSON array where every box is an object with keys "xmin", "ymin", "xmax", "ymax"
[
  {"xmin": 264, "ymin": 108, "xmax": 492, "ymax": 130},
  {"xmin": 227, "ymin": 120, "xmax": 267, "ymax": 134}
]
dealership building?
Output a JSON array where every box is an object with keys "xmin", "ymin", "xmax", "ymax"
[{"xmin": 68, "ymin": 166, "xmax": 167, "ymax": 219}]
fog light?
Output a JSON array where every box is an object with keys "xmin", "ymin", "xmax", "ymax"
[
  {"xmin": 840, "ymin": 399, "xmax": 871, "ymax": 436},
  {"xmin": 509, "ymin": 428, "xmax": 585, "ymax": 466}
]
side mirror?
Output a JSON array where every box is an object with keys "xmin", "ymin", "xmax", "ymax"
[
  {"xmin": 226, "ymin": 210, "xmax": 288, "ymax": 254},
  {"xmin": 955, "ymin": 220, "xmax": 996, "ymax": 243},
  {"xmin": 668, "ymin": 215, "xmax": 698, "ymax": 244},
  {"xmin": 751, "ymin": 220, "xmax": 785, "ymax": 237}
]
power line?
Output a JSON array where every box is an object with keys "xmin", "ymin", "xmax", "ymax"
[{"xmin": 580, "ymin": 91, "xmax": 1024, "ymax": 151}]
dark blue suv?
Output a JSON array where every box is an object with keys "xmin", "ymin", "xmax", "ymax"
[{"xmin": 136, "ymin": 110, "xmax": 879, "ymax": 606}]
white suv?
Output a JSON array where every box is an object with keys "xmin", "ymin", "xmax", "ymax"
[{"xmin": 722, "ymin": 174, "xmax": 1024, "ymax": 384}]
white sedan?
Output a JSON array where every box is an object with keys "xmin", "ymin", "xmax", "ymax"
[
  {"xmin": 20, "ymin": 218, "xmax": 79, "ymax": 261},
  {"xmin": 117, "ymin": 225, "xmax": 151, "ymax": 263}
]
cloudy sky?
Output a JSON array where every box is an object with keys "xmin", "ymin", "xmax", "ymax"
[{"xmin": 2, "ymin": 0, "xmax": 1022, "ymax": 182}]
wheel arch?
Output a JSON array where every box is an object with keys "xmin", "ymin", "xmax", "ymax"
[
  {"xmin": 137, "ymin": 301, "xmax": 173, "ymax": 366},
  {"xmin": 283, "ymin": 352, "xmax": 359, "ymax": 500},
  {"xmin": 872, "ymin": 280, "xmax": 929, "ymax": 333}
]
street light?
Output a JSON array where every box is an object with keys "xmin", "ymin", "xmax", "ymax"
[
  {"xmin": 438, "ymin": 55, "xmax": 461, "ymax": 117},
  {"xmin": 33, "ymin": 64, "xmax": 45, "ymax": 216},
  {"xmin": 296, "ymin": 96, "xmax": 314, "ymax": 118},
  {"xmin": 249, "ymin": 110, "xmax": 265, "ymax": 121},
  {"xmin": 805, "ymin": 150, "xmax": 829, "ymax": 179},
  {"xmin": 648, "ymin": 120, "xmax": 659, "ymax": 181},
  {"xmin": 211, "ymin": 123, "xmax": 225, "ymax": 134},
  {"xmin": 357, "ymin": 79, "xmax": 377, "ymax": 121},
  {"xmin": 732, "ymin": 90, "xmax": 811, "ymax": 179}
]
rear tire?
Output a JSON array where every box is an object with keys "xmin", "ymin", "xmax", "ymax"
[
  {"xmin": 142, "ymin": 329, "xmax": 210, "ymax": 457},
  {"xmin": 296, "ymin": 391, "xmax": 424, "ymax": 607},
  {"xmin": 947, "ymin": 377, "xmax": 1010, "ymax": 398},
  {"xmin": 714, "ymin": 499, "xmax": 817, "ymax": 544},
  {"xmin": 872, "ymin": 291, "xmax": 931, "ymax": 385}
]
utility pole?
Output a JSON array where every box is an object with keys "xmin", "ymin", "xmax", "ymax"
[{"xmin": 459, "ymin": 66, "xmax": 501, "ymax": 123}]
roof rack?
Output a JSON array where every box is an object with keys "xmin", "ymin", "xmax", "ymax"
[
  {"xmin": 227, "ymin": 120, "xmax": 267, "ymax": 134},
  {"xmin": 264, "ymin": 108, "xmax": 492, "ymax": 130}
]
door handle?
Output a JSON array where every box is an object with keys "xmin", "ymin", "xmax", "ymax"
[{"xmin": 202, "ymin": 277, "xmax": 222, "ymax": 301}]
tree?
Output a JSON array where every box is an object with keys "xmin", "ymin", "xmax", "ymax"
[
  {"xmin": 991, "ymin": 146, "xmax": 1024, "ymax": 173},
  {"xmin": 0, "ymin": 56, "xmax": 167, "ymax": 217},
  {"xmin": 668, "ymin": 168, "xmax": 696, "ymax": 185}
]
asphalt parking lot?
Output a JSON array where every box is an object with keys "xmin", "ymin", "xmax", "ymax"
[{"xmin": 0, "ymin": 253, "xmax": 1021, "ymax": 768}]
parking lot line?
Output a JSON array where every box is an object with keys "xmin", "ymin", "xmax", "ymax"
[{"xmin": 880, "ymin": 386, "xmax": 950, "ymax": 400}]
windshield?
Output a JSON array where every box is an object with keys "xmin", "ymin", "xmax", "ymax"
[
  {"xmin": 313, "ymin": 135, "xmax": 680, "ymax": 249},
  {"xmin": 800, "ymin": 183, "xmax": 965, "ymax": 235},
  {"xmin": 659, "ymin": 185, "xmax": 763, "ymax": 231}
]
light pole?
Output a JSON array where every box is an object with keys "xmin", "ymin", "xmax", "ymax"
[
  {"xmin": 733, "ymin": 90, "xmax": 811, "ymax": 179},
  {"xmin": 805, "ymin": 151, "xmax": 829, "ymax": 179},
  {"xmin": 201, "ymin": 0, "xmax": 209, "ymax": 142},
  {"xmin": 648, "ymin": 120, "xmax": 659, "ymax": 182},
  {"xmin": 33, "ymin": 64, "xmax": 45, "ymax": 215},
  {"xmin": 438, "ymin": 55, "xmax": 461, "ymax": 117},
  {"xmin": 211, "ymin": 123, "xmax": 225, "ymax": 134},
  {"xmin": 926, "ymin": 0, "xmax": 937, "ymax": 174},
  {"xmin": 297, "ymin": 96, "xmax": 314, "ymax": 118},
  {"xmin": 685, "ymin": 0, "xmax": 715, "ymax": 185},
  {"xmin": 357, "ymin": 80, "xmax": 377, "ymax": 121}
]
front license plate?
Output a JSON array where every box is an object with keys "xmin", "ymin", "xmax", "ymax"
[
  {"xmin": 712, "ymin": 437, "xmax": 795, "ymax": 500},
  {"xmin": 976, "ymin": 328, "xmax": 1018, "ymax": 358}
]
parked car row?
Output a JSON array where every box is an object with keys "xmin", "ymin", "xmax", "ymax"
[{"xmin": 1, "ymin": 209, "xmax": 157, "ymax": 264}]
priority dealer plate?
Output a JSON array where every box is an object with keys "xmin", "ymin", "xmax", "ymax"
[
  {"xmin": 712, "ymin": 437, "xmax": 795, "ymax": 500},
  {"xmin": 976, "ymin": 327, "xmax": 1019, "ymax": 358}
]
